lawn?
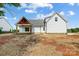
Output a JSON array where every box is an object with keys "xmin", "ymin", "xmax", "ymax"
[{"xmin": 0, "ymin": 33, "xmax": 79, "ymax": 56}]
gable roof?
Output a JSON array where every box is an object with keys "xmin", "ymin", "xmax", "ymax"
[
  {"xmin": 16, "ymin": 12, "xmax": 67, "ymax": 27},
  {"xmin": 16, "ymin": 17, "xmax": 44, "ymax": 26},
  {"xmin": 29, "ymin": 19, "xmax": 44, "ymax": 27},
  {"xmin": 17, "ymin": 17, "xmax": 30, "ymax": 24},
  {"xmin": 45, "ymin": 12, "xmax": 67, "ymax": 23}
]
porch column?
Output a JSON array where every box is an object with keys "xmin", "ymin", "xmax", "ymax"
[
  {"xmin": 30, "ymin": 25, "xmax": 32, "ymax": 33},
  {"xmin": 29, "ymin": 25, "xmax": 31, "ymax": 33},
  {"xmin": 16, "ymin": 24, "xmax": 18, "ymax": 33}
]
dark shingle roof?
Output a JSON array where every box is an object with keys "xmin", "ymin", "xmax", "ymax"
[{"xmin": 29, "ymin": 20, "xmax": 44, "ymax": 27}]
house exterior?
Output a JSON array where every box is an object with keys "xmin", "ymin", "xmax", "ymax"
[
  {"xmin": 16, "ymin": 13, "xmax": 67, "ymax": 33},
  {"xmin": 45, "ymin": 13, "xmax": 67, "ymax": 33},
  {"xmin": 16, "ymin": 17, "xmax": 32, "ymax": 33},
  {"xmin": 0, "ymin": 16, "xmax": 13, "ymax": 32}
]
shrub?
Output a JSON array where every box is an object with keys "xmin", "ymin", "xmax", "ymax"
[
  {"xmin": 12, "ymin": 29, "xmax": 16, "ymax": 32},
  {"xmin": 0, "ymin": 27, "xmax": 3, "ymax": 34}
]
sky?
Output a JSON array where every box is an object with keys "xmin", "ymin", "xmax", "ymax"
[{"xmin": 1, "ymin": 3, "xmax": 79, "ymax": 29}]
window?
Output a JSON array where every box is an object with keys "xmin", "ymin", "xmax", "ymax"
[
  {"xmin": 25, "ymin": 27, "xmax": 29, "ymax": 31},
  {"xmin": 55, "ymin": 17, "xmax": 58, "ymax": 22}
]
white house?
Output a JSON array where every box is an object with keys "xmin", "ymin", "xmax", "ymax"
[
  {"xmin": 45, "ymin": 13, "xmax": 67, "ymax": 33},
  {"xmin": 16, "ymin": 13, "xmax": 67, "ymax": 33},
  {"xmin": 0, "ymin": 16, "xmax": 13, "ymax": 32}
]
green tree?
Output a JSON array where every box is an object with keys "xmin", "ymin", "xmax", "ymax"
[
  {"xmin": 70, "ymin": 28, "xmax": 75, "ymax": 33},
  {"xmin": 0, "ymin": 3, "xmax": 20, "ymax": 16},
  {"xmin": 67, "ymin": 29, "xmax": 71, "ymax": 33},
  {"xmin": 67, "ymin": 28, "xmax": 79, "ymax": 33},
  {"xmin": 75, "ymin": 28, "xmax": 79, "ymax": 32}
]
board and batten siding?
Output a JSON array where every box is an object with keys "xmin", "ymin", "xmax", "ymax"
[
  {"xmin": 0, "ymin": 17, "xmax": 12, "ymax": 32},
  {"xmin": 46, "ymin": 14, "xmax": 67, "ymax": 33},
  {"xmin": 32, "ymin": 26, "xmax": 45, "ymax": 33}
]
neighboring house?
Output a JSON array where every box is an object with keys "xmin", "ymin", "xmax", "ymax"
[
  {"xmin": 0, "ymin": 16, "xmax": 13, "ymax": 32},
  {"xmin": 16, "ymin": 13, "xmax": 67, "ymax": 33}
]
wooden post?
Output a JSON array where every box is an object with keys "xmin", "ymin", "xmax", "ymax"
[
  {"xmin": 16, "ymin": 24, "xmax": 18, "ymax": 33},
  {"xmin": 29, "ymin": 25, "xmax": 32, "ymax": 33}
]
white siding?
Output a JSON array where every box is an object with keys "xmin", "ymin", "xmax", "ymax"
[
  {"xmin": 0, "ymin": 17, "xmax": 12, "ymax": 31},
  {"xmin": 19, "ymin": 27, "xmax": 25, "ymax": 32},
  {"xmin": 46, "ymin": 14, "xmax": 67, "ymax": 33},
  {"xmin": 32, "ymin": 26, "xmax": 45, "ymax": 33}
]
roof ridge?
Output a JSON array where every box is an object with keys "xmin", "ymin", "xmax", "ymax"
[{"xmin": 44, "ymin": 12, "xmax": 67, "ymax": 23}]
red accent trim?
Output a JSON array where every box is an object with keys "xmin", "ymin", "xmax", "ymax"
[{"xmin": 17, "ymin": 17, "xmax": 30, "ymax": 24}]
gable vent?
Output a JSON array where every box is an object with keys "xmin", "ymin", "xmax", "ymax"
[{"xmin": 55, "ymin": 17, "xmax": 58, "ymax": 22}]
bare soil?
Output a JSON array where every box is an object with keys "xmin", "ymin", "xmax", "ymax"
[{"xmin": 0, "ymin": 33, "xmax": 79, "ymax": 56}]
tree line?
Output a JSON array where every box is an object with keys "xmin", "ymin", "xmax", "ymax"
[{"xmin": 67, "ymin": 28, "xmax": 79, "ymax": 33}]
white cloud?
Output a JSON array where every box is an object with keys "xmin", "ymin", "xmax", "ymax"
[
  {"xmin": 59, "ymin": 11, "xmax": 65, "ymax": 15},
  {"xmin": 45, "ymin": 11, "xmax": 54, "ymax": 16},
  {"xmin": 25, "ymin": 9, "xmax": 37, "ymax": 13},
  {"xmin": 4, "ymin": 16, "xmax": 17, "ymax": 21},
  {"xmin": 18, "ymin": 3, "xmax": 28, "ymax": 9},
  {"xmin": 4, "ymin": 16, "xmax": 8, "ymax": 19},
  {"xmin": 20, "ymin": 3, "xmax": 53, "ymax": 9},
  {"xmin": 68, "ymin": 11, "xmax": 75, "ymax": 16},
  {"xmin": 36, "ymin": 14, "xmax": 45, "ymax": 19},
  {"xmin": 13, "ymin": 17, "xmax": 16, "ymax": 20},
  {"xmin": 33, "ymin": 3, "xmax": 53, "ymax": 9},
  {"xmin": 20, "ymin": 3, "xmax": 27, "ymax": 8},
  {"xmin": 35, "ymin": 11, "xmax": 54, "ymax": 19},
  {"xmin": 20, "ymin": 3, "xmax": 53, "ymax": 14},
  {"xmin": 69, "ymin": 3, "xmax": 75, "ymax": 6}
]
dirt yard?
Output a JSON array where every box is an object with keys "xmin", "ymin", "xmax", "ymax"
[{"xmin": 0, "ymin": 33, "xmax": 79, "ymax": 56}]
